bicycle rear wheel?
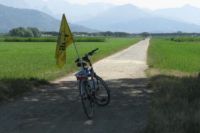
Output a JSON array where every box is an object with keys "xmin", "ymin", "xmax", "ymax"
[
  {"xmin": 94, "ymin": 75, "xmax": 110, "ymax": 106},
  {"xmin": 79, "ymin": 80, "xmax": 94, "ymax": 119}
]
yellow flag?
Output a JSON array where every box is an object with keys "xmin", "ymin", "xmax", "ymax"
[{"xmin": 55, "ymin": 14, "xmax": 74, "ymax": 67}]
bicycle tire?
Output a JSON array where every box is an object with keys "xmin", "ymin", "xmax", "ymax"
[
  {"xmin": 94, "ymin": 75, "xmax": 110, "ymax": 106},
  {"xmin": 79, "ymin": 80, "xmax": 94, "ymax": 119}
]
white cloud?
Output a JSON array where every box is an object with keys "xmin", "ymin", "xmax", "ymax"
[{"xmin": 66, "ymin": 0, "xmax": 200, "ymax": 9}]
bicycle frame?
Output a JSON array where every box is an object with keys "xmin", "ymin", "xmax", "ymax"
[{"xmin": 75, "ymin": 59, "xmax": 97, "ymax": 92}]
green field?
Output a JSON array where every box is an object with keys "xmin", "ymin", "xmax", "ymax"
[
  {"xmin": 0, "ymin": 37, "xmax": 140, "ymax": 80},
  {"xmin": 146, "ymin": 37, "xmax": 200, "ymax": 133},
  {"xmin": 148, "ymin": 38, "xmax": 200, "ymax": 73}
]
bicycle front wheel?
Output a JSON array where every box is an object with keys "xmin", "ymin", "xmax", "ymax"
[
  {"xmin": 94, "ymin": 75, "xmax": 110, "ymax": 106},
  {"xmin": 79, "ymin": 80, "xmax": 94, "ymax": 119}
]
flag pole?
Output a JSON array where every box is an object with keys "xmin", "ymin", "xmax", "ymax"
[
  {"xmin": 72, "ymin": 37, "xmax": 84, "ymax": 69},
  {"xmin": 72, "ymin": 40, "xmax": 80, "ymax": 59}
]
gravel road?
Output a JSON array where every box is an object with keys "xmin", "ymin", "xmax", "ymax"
[{"xmin": 0, "ymin": 38, "xmax": 150, "ymax": 133}]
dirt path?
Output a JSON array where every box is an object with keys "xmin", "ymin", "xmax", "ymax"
[{"xmin": 0, "ymin": 38, "xmax": 150, "ymax": 133}]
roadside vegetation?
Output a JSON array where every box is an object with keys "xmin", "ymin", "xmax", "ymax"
[
  {"xmin": 146, "ymin": 37, "xmax": 200, "ymax": 133},
  {"xmin": 0, "ymin": 37, "xmax": 141, "ymax": 101},
  {"xmin": 0, "ymin": 36, "xmax": 106, "ymax": 42}
]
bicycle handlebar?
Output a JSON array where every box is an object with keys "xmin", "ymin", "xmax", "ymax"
[
  {"xmin": 75, "ymin": 48, "xmax": 99, "ymax": 63},
  {"xmin": 88, "ymin": 48, "xmax": 99, "ymax": 56}
]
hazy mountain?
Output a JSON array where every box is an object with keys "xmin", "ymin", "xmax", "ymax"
[
  {"xmin": 84, "ymin": 4, "xmax": 150, "ymax": 23},
  {"xmin": 102, "ymin": 17, "xmax": 200, "ymax": 33},
  {"xmin": 0, "ymin": 0, "xmax": 29, "ymax": 9},
  {"xmin": 77, "ymin": 4, "xmax": 200, "ymax": 33},
  {"xmin": 0, "ymin": 4, "xmax": 96, "ymax": 33},
  {"xmin": 1, "ymin": 1, "xmax": 200, "ymax": 33},
  {"xmin": 44, "ymin": 1, "xmax": 114, "ymax": 22},
  {"xmin": 154, "ymin": 5, "xmax": 200, "ymax": 25},
  {"xmin": 0, "ymin": 0, "xmax": 114, "ymax": 22}
]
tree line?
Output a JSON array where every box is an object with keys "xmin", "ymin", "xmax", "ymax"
[
  {"xmin": 42, "ymin": 31, "xmax": 135, "ymax": 37},
  {"xmin": 8, "ymin": 27, "xmax": 200, "ymax": 38}
]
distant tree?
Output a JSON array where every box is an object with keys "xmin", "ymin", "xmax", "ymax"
[
  {"xmin": 176, "ymin": 31, "xmax": 183, "ymax": 36},
  {"xmin": 42, "ymin": 31, "xmax": 58, "ymax": 36},
  {"xmin": 101, "ymin": 31, "xmax": 113, "ymax": 36},
  {"xmin": 114, "ymin": 32, "xmax": 130, "ymax": 37},
  {"xmin": 9, "ymin": 27, "xmax": 25, "ymax": 37},
  {"xmin": 24, "ymin": 28, "xmax": 34, "ymax": 37},
  {"xmin": 141, "ymin": 32, "xmax": 150, "ymax": 38},
  {"xmin": 9, "ymin": 27, "xmax": 41, "ymax": 37},
  {"xmin": 71, "ymin": 31, "xmax": 132, "ymax": 37},
  {"xmin": 28, "ymin": 27, "xmax": 41, "ymax": 37}
]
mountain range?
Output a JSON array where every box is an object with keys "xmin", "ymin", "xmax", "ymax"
[
  {"xmin": 1, "ymin": 1, "xmax": 200, "ymax": 33},
  {"xmin": 154, "ymin": 5, "xmax": 200, "ymax": 25},
  {"xmin": 0, "ymin": 4, "xmax": 96, "ymax": 33},
  {"xmin": 77, "ymin": 4, "xmax": 200, "ymax": 33},
  {"xmin": 0, "ymin": 0, "xmax": 113, "ymax": 22}
]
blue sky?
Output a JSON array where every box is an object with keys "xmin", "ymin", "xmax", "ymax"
[{"xmin": 64, "ymin": 0, "xmax": 200, "ymax": 9}]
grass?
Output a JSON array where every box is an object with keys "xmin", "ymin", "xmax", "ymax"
[
  {"xmin": 0, "ymin": 37, "xmax": 140, "ymax": 101},
  {"xmin": 0, "ymin": 78, "xmax": 48, "ymax": 101},
  {"xmin": 75, "ymin": 37, "xmax": 106, "ymax": 42},
  {"xmin": 170, "ymin": 36, "xmax": 200, "ymax": 42},
  {"xmin": 146, "ymin": 75, "xmax": 200, "ymax": 133},
  {"xmin": 0, "ymin": 36, "xmax": 106, "ymax": 42},
  {"xmin": 146, "ymin": 37, "xmax": 200, "ymax": 133},
  {"xmin": 148, "ymin": 38, "xmax": 200, "ymax": 73},
  {"xmin": 0, "ymin": 37, "xmax": 4, "ymax": 42},
  {"xmin": 3, "ymin": 37, "xmax": 56, "ymax": 42}
]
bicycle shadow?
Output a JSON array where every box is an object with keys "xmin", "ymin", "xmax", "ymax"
[{"xmin": 0, "ymin": 77, "xmax": 151, "ymax": 133}]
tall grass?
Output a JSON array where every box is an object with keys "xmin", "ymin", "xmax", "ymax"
[
  {"xmin": 0, "ymin": 78, "xmax": 48, "ymax": 101},
  {"xmin": 146, "ymin": 75, "xmax": 200, "ymax": 133}
]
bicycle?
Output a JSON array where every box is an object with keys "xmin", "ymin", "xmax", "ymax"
[{"xmin": 75, "ymin": 48, "xmax": 110, "ymax": 119}]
